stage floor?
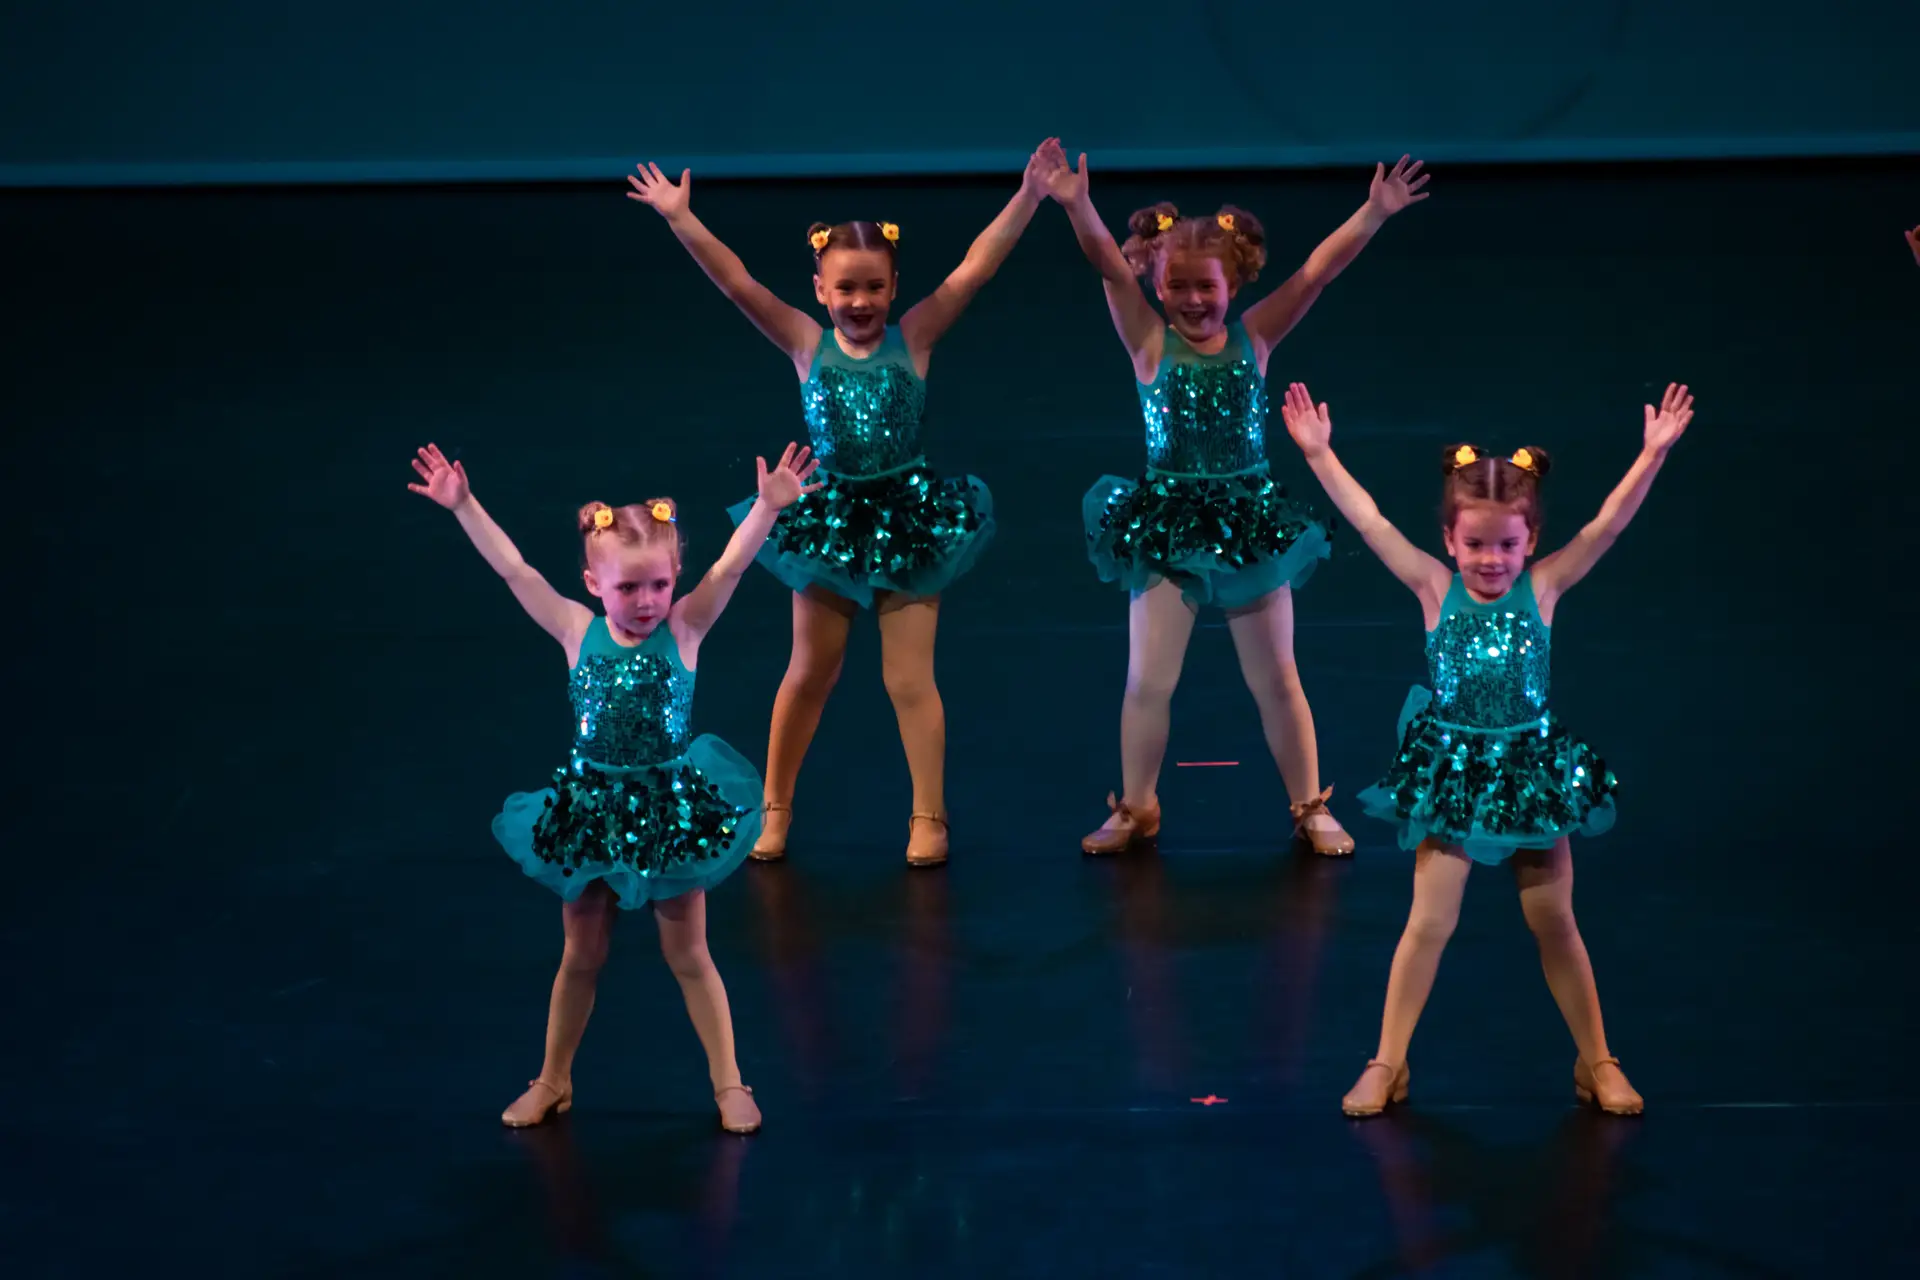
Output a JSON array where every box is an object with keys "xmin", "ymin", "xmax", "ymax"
[{"xmin": 5, "ymin": 158, "xmax": 1917, "ymax": 1276}]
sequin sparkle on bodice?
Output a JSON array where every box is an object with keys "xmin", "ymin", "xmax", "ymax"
[
  {"xmin": 1425, "ymin": 586, "xmax": 1552, "ymax": 727},
  {"xmin": 802, "ymin": 336, "xmax": 927, "ymax": 476},
  {"xmin": 1140, "ymin": 330, "xmax": 1268, "ymax": 475},
  {"xmin": 568, "ymin": 636, "xmax": 694, "ymax": 767}
]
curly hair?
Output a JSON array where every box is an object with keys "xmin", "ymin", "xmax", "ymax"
[{"xmin": 1119, "ymin": 203, "xmax": 1267, "ymax": 287}]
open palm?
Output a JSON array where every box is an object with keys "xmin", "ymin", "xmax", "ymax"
[
  {"xmin": 626, "ymin": 163, "xmax": 690, "ymax": 218},
  {"xmin": 1033, "ymin": 139, "xmax": 1086, "ymax": 205},
  {"xmin": 1643, "ymin": 383, "xmax": 1695, "ymax": 454},
  {"xmin": 407, "ymin": 443, "xmax": 470, "ymax": 508},
  {"xmin": 756, "ymin": 443, "xmax": 824, "ymax": 509},
  {"xmin": 1279, "ymin": 382, "xmax": 1334, "ymax": 458},
  {"xmin": 1368, "ymin": 156, "xmax": 1431, "ymax": 216}
]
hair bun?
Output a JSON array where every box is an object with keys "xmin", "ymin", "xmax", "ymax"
[
  {"xmin": 1440, "ymin": 443, "xmax": 1482, "ymax": 475},
  {"xmin": 577, "ymin": 501, "xmax": 612, "ymax": 535},
  {"xmin": 1511, "ymin": 445, "xmax": 1553, "ymax": 480},
  {"xmin": 1216, "ymin": 204, "xmax": 1264, "ymax": 246},
  {"xmin": 1127, "ymin": 203, "xmax": 1179, "ymax": 238}
]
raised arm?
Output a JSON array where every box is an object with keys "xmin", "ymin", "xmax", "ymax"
[
  {"xmin": 1279, "ymin": 384, "xmax": 1452, "ymax": 617},
  {"xmin": 672, "ymin": 444, "xmax": 823, "ymax": 644},
  {"xmin": 629, "ymin": 164, "xmax": 822, "ymax": 375},
  {"xmin": 1034, "ymin": 143, "xmax": 1163, "ymax": 364},
  {"xmin": 1241, "ymin": 158, "xmax": 1430, "ymax": 363},
  {"xmin": 1532, "ymin": 383, "xmax": 1694, "ymax": 614},
  {"xmin": 898, "ymin": 142, "xmax": 1051, "ymax": 363},
  {"xmin": 1908, "ymin": 225, "xmax": 1920, "ymax": 266},
  {"xmin": 408, "ymin": 444, "xmax": 592, "ymax": 649}
]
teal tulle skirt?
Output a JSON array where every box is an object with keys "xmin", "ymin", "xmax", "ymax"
[
  {"xmin": 492, "ymin": 735, "xmax": 763, "ymax": 908},
  {"xmin": 728, "ymin": 460, "xmax": 994, "ymax": 608},
  {"xmin": 1358, "ymin": 686, "xmax": 1617, "ymax": 865},
  {"xmin": 1082, "ymin": 468, "xmax": 1331, "ymax": 609}
]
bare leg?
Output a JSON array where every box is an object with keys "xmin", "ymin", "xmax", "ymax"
[
  {"xmin": 1085, "ymin": 578, "xmax": 1197, "ymax": 846},
  {"xmin": 1224, "ymin": 585, "xmax": 1350, "ymax": 851},
  {"xmin": 502, "ymin": 882, "xmax": 617, "ymax": 1126},
  {"xmin": 1514, "ymin": 839, "xmax": 1642, "ymax": 1112},
  {"xmin": 1342, "ymin": 840, "xmax": 1471, "ymax": 1112},
  {"xmin": 654, "ymin": 890, "xmax": 761, "ymax": 1132},
  {"xmin": 756, "ymin": 586, "xmax": 856, "ymax": 857},
  {"xmin": 876, "ymin": 592, "xmax": 948, "ymax": 863}
]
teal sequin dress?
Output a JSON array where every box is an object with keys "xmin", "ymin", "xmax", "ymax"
[
  {"xmin": 727, "ymin": 325, "xmax": 994, "ymax": 608},
  {"xmin": 1084, "ymin": 322, "xmax": 1330, "ymax": 608},
  {"xmin": 1358, "ymin": 571, "xmax": 1617, "ymax": 863},
  {"xmin": 492, "ymin": 618, "xmax": 763, "ymax": 908}
]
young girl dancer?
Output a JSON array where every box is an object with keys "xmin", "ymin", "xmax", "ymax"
[
  {"xmin": 627, "ymin": 144, "xmax": 1055, "ymax": 867},
  {"xmin": 1032, "ymin": 142, "xmax": 1430, "ymax": 857},
  {"xmin": 407, "ymin": 441, "xmax": 823, "ymax": 1133},
  {"xmin": 1278, "ymin": 381, "xmax": 1695, "ymax": 1117}
]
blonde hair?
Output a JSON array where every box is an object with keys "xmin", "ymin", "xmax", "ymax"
[
  {"xmin": 1120, "ymin": 202, "xmax": 1268, "ymax": 288},
  {"xmin": 576, "ymin": 498, "xmax": 682, "ymax": 573}
]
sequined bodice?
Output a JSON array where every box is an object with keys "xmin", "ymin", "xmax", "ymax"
[
  {"xmin": 1425, "ymin": 574, "xmax": 1551, "ymax": 727},
  {"xmin": 802, "ymin": 326, "xmax": 926, "ymax": 477},
  {"xmin": 567, "ymin": 620, "xmax": 694, "ymax": 767},
  {"xmin": 1139, "ymin": 323, "xmax": 1268, "ymax": 476}
]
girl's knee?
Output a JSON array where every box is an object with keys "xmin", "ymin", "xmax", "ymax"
[
  {"xmin": 1522, "ymin": 897, "xmax": 1579, "ymax": 941},
  {"xmin": 561, "ymin": 934, "xmax": 610, "ymax": 975},
  {"xmin": 1124, "ymin": 666, "xmax": 1181, "ymax": 706},
  {"xmin": 661, "ymin": 935, "xmax": 714, "ymax": 982},
  {"xmin": 786, "ymin": 648, "xmax": 844, "ymax": 697},
  {"xmin": 883, "ymin": 665, "xmax": 936, "ymax": 707},
  {"xmin": 1405, "ymin": 907, "xmax": 1459, "ymax": 948},
  {"xmin": 1243, "ymin": 659, "xmax": 1303, "ymax": 706}
]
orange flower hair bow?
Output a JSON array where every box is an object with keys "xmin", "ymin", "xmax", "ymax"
[
  {"xmin": 878, "ymin": 221, "xmax": 900, "ymax": 243},
  {"xmin": 592, "ymin": 507, "xmax": 615, "ymax": 530},
  {"xmin": 809, "ymin": 228, "xmax": 831, "ymax": 251}
]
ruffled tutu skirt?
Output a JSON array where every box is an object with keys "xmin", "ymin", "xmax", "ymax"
[
  {"xmin": 1082, "ymin": 468, "xmax": 1331, "ymax": 609},
  {"xmin": 492, "ymin": 735, "xmax": 763, "ymax": 909},
  {"xmin": 1358, "ymin": 686, "xmax": 1617, "ymax": 864},
  {"xmin": 728, "ymin": 460, "xmax": 994, "ymax": 608}
]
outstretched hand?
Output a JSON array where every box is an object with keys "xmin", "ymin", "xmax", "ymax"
[
  {"xmin": 407, "ymin": 443, "xmax": 470, "ymax": 509},
  {"xmin": 1031, "ymin": 138, "xmax": 1087, "ymax": 205},
  {"xmin": 1020, "ymin": 137, "xmax": 1065, "ymax": 200},
  {"xmin": 626, "ymin": 162, "xmax": 691, "ymax": 218},
  {"xmin": 1367, "ymin": 156, "xmax": 1431, "ymax": 217},
  {"xmin": 1907, "ymin": 225, "xmax": 1919, "ymax": 266},
  {"xmin": 757, "ymin": 443, "xmax": 824, "ymax": 510},
  {"xmin": 1279, "ymin": 382, "xmax": 1334, "ymax": 459},
  {"xmin": 1642, "ymin": 383, "xmax": 1695, "ymax": 455}
]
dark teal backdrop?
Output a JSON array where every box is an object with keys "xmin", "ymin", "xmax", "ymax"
[{"xmin": 3, "ymin": 1, "xmax": 1917, "ymax": 186}]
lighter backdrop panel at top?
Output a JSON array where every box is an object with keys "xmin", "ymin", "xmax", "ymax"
[{"xmin": 2, "ymin": 0, "xmax": 1915, "ymax": 186}]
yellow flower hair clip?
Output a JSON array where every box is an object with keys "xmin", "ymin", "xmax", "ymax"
[
  {"xmin": 1217, "ymin": 212, "xmax": 1236, "ymax": 232},
  {"xmin": 592, "ymin": 507, "xmax": 615, "ymax": 530},
  {"xmin": 1453, "ymin": 444, "xmax": 1480, "ymax": 470},
  {"xmin": 1509, "ymin": 447, "xmax": 1536, "ymax": 473},
  {"xmin": 650, "ymin": 501, "xmax": 675, "ymax": 523},
  {"xmin": 879, "ymin": 221, "xmax": 900, "ymax": 243},
  {"xmin": 809, "ymin": 228, "xmax": 832, "ymax": 252},
  {"xmin": 1155, "ymin": 213, "xmax": 1175, "ymax": 232}
]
